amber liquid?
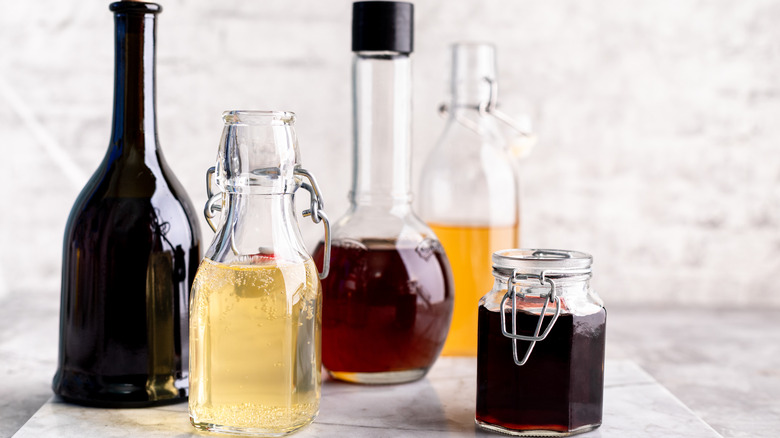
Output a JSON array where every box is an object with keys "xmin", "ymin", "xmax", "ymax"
[
  {"xmin": 476, "ymin": 305, "xmax": 606, "ymax": 434},
  {"xmin": 313, "ymin": 239, "xmax": 453, "ymax": 383},
  {"xmin": 189, "ymin": 258, "xmax": 321, "ymax": 435},
  {"xmin": 430, "ymin": 224, "xmax": 517, "ymax": 356}
]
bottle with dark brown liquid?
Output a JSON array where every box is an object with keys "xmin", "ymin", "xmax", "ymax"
[
  {"xmin": 315, "ymin": 239, "xmax": 452, "ymax": 376},
  {"xmin": 476, "ymin": 249, "xmax": 606, "ymax": 436},
  {"xmin": 53, "ymin": 1, "xmax": 201, "ymax": 407},
  {"xmin": 312, "ymin": 1, "xmax": 454, "ymax": 385}
]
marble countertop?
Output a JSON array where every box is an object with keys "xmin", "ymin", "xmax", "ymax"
[
  {"xmin": 13, "ymin": 360, "xmax": 719, "ymax": 438},
  {"xmin": 1, "ymin": 291, "xmax": 778, "ymax": 437}
]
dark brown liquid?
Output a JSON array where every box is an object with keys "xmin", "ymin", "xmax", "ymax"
[
  {"xmin": 476, "ymin": 304, "xmax": 606, "ymax": 433},
  {"xmin": 313, "ymin": 239, "xmax": 453, "ymax": 375},
  {"xmin": 55, "ymin": 195, "xmax": 200, "ymax": 407},
  {"xmin": 53, "ymin": 2, "xmax": 201, "ymax": 408}
]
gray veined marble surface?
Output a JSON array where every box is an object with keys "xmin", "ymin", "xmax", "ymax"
[{"xmin": 13, "ymin": 359, "xmax": 721, "ymax": 438}]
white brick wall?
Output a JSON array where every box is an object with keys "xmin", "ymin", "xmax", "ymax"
[{"xmin": 1, "ymin": 0, "xmax": 778, "ymax": 307}]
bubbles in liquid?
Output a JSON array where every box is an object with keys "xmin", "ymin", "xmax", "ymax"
[{"xmin": 189, "ymin": 257, "xmax": 322, "ymax": 434}]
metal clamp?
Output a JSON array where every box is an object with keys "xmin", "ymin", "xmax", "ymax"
[
  {"xmin": 499, "ymin": 267, "xmax": 592, "ymax": 366},
  {"xmin": 204, "ymin": 166, "xmax": 222, "ymax": 232},
  {"xmin": 438, "ymin": 103, "xmax": 484, "ymax": 135},
  {"xmin": 500, "ymin": 270, "xmax": 561, "ymax": 366},
  {"xmin": 201, "ymin": 165, "xmax": 332, "ymax": 280},
  {"xmin": 479, "ymin": 77, "xmax": 533, "ymax": 139},
  {"xmin": 295, "ymin": 167, "xmax": 331, "ymax": 280},
  {"xmin": 439, "ymin": 76, "xmax": 534, "ymax": 140}
]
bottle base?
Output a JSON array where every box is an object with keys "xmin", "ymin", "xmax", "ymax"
[
  {"xmin": 475, "ymin": 419, "xmax": 601, "ymax": 437},
  {"xmin": 328, "ymin": 368, "xmax": 428, "ymax": 384},
  {"xmin": 56, "ymin": 394, "xmax": 187, "ymax": 409},
  {"xmin": 190, "ymin": 417, "xmax": 315, "ymax": 437},
  {"xmin": 53, "ymin": 370, "xmax": 187, "ymax": 408}
]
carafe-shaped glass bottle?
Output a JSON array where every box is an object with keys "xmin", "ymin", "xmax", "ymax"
[
  {"xmin": 190, "ymin": 111, "xmax": 330, "ymax": 436},
  {"xmin": 419, "ymin": 43, "xmax": 520, "ymax": 356},
  {"xmin": 313, "ymin": 1, "xmax": 454, "ymax": 385},
  {"xmin": 53, "ymin": 1, "xmax": 201, "ymax": 407}
]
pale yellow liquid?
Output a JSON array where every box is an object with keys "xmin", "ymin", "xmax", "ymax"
[
  {"xmin": 189, "ymin": 258, "xmax": 322, "ymax": 436},
  {"xmin": 431, "ymin": 224, "xmax": 518, "ymax": 356}
]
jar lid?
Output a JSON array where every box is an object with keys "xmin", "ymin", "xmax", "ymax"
[{"xmin": 492, "ymin": 249, "xmax": 592, "ymax": 278}]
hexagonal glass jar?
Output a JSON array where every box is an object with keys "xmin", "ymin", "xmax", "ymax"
[{"xmin": 476, "ymin": 249, "xmax": 606, "ymax": 436}]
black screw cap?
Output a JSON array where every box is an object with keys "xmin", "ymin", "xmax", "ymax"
[{"xmin": 352, "ymin": 1, "xmax": 414, "ymax": 54}]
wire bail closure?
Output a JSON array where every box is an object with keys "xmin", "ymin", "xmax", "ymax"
[
  {"xmin": 202, "ymin": 165, "xmax": 332, "ymax": 280},
  {"xmin": 438, "ymin": 76, "xmax": 534, "ymax": 140},
  {"xmin": 500, "ymin": 270, "xmax": 561, "ymax": 366},
  {"xmin": 295, "ymin": 167, "xmax": 331, "ymax": 280},
  {"xmin": 204, "ymin": 166, "xmax": 220, "ymax": 233},
  {"xmin": 499, "ymin": 265, "xmax": 591, "ymax": 366}
]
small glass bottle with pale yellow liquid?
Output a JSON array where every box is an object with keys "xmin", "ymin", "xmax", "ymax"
[
  {"xmin": 419, "ymin": 44, "xmax": 532, "ymax": 356},
  {"xmin": 189, "ymin": 111, "xmax": 331, "ymax": 436}
]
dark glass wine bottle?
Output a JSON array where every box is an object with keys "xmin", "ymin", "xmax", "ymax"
[{"xmin": 52, "ymin": 1, "xmax": 201, "ymax": 408}]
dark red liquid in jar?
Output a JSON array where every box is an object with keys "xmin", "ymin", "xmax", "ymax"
[
  {"xmin": 313, "ymin": 238, "xmax": 453, "ymax": 375},
  {"xmin": 476, "ymin": 304, "xmax": 606, "ymax": 434}
]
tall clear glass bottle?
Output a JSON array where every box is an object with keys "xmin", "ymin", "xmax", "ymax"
[
  {"xmin": 189, "ymin": 111, "xmax": 330, "ymax": 436},
  {"xmin": 419, "ymin": 43, "xmax": 520, "ymax": 356},
  {"xmin": 53, "ymin": 1, "xmax": 201, "ymax": 407},
  {"xmin": 313, "ymin": 1, "xmax": 454, "ymax": 385}
]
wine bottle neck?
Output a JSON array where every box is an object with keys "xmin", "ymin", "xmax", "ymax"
[{"xmin": 109, "ymin": 4, "xmax": 160, "ymax": 157}]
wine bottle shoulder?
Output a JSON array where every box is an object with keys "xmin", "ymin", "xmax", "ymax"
[{"xmin": 63, "ymin": 150, "xmax": 200, "ymax": 247}]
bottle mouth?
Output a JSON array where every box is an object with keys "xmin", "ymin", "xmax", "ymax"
[
  {"xmin": 450, "ymin": 41, "xmax": 496, "ymax": 50},
  {"xmin": 109, "ymin": 1, "xmax": 162, "ymax": 14},
  {"xmin": 222, "ymin": 110, "xmax": 296, "ymax": 126}
]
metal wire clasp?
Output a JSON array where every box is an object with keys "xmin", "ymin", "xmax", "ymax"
[
  {"xmin": 478, "ymin": 77, "xmax": 533, "ymax": 139},
  {"xmin": 500, "ymin": 270, "xmax": 562, "ymax": 366},
  {"xmin": 204, "ymin": 166, "xmax": 221, "ymax": 233},
  {"xmin": 294, "ymin": 167, "xmax": 331, "ymax": 280},
  {"xmin": 201, "ymin": 165, "xmax": 331, "ymax": 280},
  {"xmin": 499, "ymin": 265, "xmax": 592, "ymax": 366},
  {"xmin": 438, "ymin": 76, "xmax": 534, "ymax": 141}
]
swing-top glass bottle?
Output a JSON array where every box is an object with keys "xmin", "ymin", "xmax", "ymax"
[
  {"xmin": 189, "ymin": 111, "xmax": 330, "ymax": 436},
  {"xmin": 419, "ymin": 43, "xmax": 523, "ymax": 356}
]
